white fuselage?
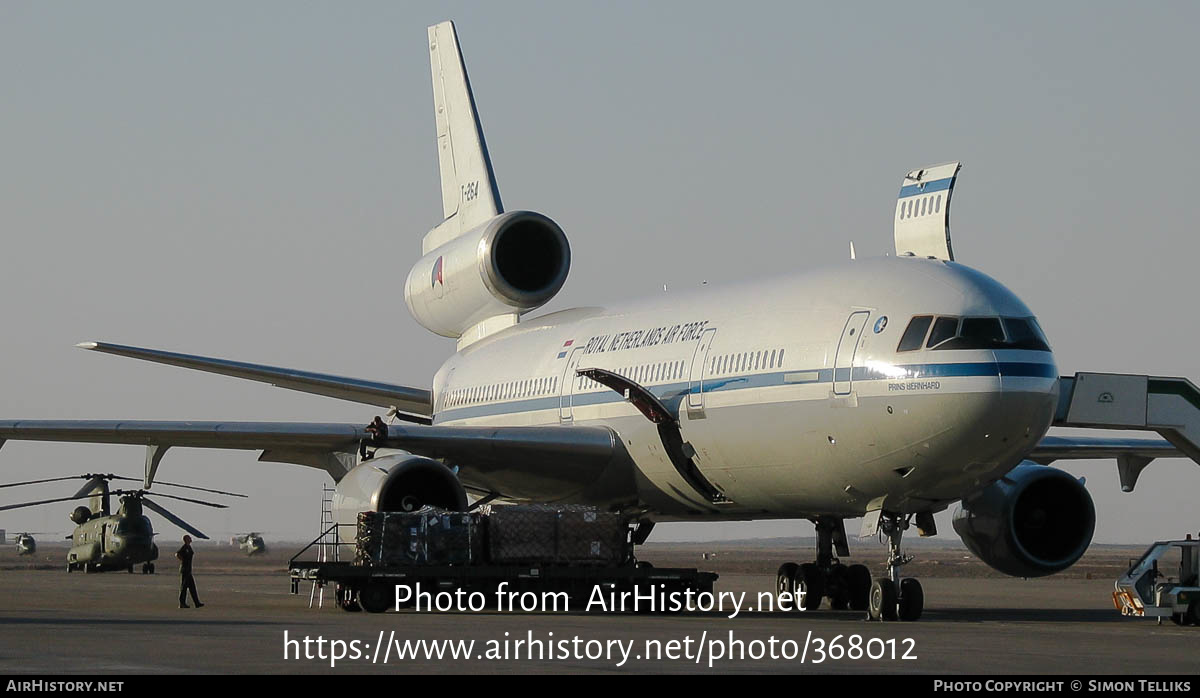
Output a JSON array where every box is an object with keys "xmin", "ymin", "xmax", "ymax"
[{"xmin": 429, "ymin": 256, "xmax": 1059, "ymax": 521}]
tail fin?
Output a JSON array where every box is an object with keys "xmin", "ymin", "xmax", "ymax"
[{"xmin": 424, "ymin": 21, "xmax": 503, "ymax": 254}]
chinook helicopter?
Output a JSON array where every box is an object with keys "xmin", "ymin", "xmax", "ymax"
[
  {"xmin": 14, "ymin": 531, "xmax": 47, "ymax": 555},
  {"xmin": 231, "ymin": 532, "xmax": 267, "ymax": 556},
  {"xmin": 0, "ymin": 474, "xmax": 244, "ymax": 573}
]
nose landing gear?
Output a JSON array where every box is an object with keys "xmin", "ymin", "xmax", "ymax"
[{"xmin": 868, "ymin": 512, "xmax": 923, "ymax": 622}]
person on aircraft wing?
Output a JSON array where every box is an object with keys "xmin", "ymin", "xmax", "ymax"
[
  {"xmin": 360, "ymin": 416, "xmax": 389, "ymax": 460},
  {"xmin": 176, "ymin": 535, "xmax": 203, "ymax": 609}
]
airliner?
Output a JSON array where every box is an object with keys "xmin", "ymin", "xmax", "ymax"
[{"xmin": 1, "ymin": 21, "xmax": 1192, "ymax": 622}]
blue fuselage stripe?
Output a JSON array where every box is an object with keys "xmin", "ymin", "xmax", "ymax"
[{"xmin": 433, "ymin": 359, "xmax": 1056, "ymax": 423}]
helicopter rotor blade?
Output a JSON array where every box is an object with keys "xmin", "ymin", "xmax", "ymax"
[
  {"xmin": 115, "ymin": 490, "xmax": 228, "ymax": 509},
  {"xmin": 0, "ymin": 494, "xmax": 91, "ymax": 512},
  {"xmin": 151, "ymin": 480, "xmax": 247, "ymax": 498},
  {"xmin": 0, "ymin": 475, "xmax": 89, "ymax": 489},
  {"xmin": 141, "ymin": 498, "xmax": 209, "ymax": 540}
]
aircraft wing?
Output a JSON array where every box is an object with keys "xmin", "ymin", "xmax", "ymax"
[
  {"xmin": 0, "ymin": 420, "xmax": 618, "ymax": 491},
  {"xmin": 75, "ymin": 341, "xmax": 432, "ymax": 422},
  {"xmin": 1027, "ymin": 434, "xmax": 1187, "ymax": 492},
  {"xmin": 1028, "ymin": 435, "xmax": 1183, "ymax": 462}
]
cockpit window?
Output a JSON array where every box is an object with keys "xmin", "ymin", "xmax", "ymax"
[
  {"xmin": 1002, "ymin": 317, "xmax": 1052, "ymax": 351},
  {"xmin": 898, "ymin": 314, "xmax": 1052, "ymax": 352},
  {"xmin": 938, "ymin": 317, "xmax": 1006, "ymax": 349},
  {"xmin": 926, "ymin": 316, "xmax": 960, "ymax": 348},
  {"xmin": 896, "ymin": 316, "xmax": 933, "ymax": 352}
]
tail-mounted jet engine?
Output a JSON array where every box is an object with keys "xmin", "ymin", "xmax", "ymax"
[
  {"xmin": 952, "ymin": 463, "xmax": 1095, "ymax": 578},
  {"xmin": 404, "ymin": 210, "xmax": 570, "ymax": 340},
  {"xmin": 331, "ymin": 455, "xmax": 468, "ymax": 544}
]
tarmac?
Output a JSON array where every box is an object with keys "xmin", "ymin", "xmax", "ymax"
[{"xmin": 0, "ymin": 540, "xmax": 1195, "ymax": 674}]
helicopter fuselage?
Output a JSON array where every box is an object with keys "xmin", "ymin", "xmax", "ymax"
[{"xmin": 66, "ymin": 500, "xmax": 159, "ymax": 573}]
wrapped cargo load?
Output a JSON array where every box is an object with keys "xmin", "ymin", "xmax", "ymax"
[
  {"xmin": 424, "ymin": 510, "xmax": 482, "ymax": 565},
  {"xmin": 484, "ymin": 504, "xmax": 559, "ymax": 564},
  {"xmin": 557, "ymin": 508, "xmax": 627, "ymax": 565},
  {"xmin": 356, "ymin": 504, "xmax": 630, "ymax": 567},
  {"xmin": 482, "ymin": 504, "xmax": 630, "ymax": 565},
  {"xmin": 355, "ymin": 508, "xmax": 483, "ymax": 566}
]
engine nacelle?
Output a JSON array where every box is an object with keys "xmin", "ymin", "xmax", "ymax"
[
  {"xmin": 70, "ymin": 506, "xmax": 91, "ymax": 524},
  {"xmin": 405, "ymin": 210, "xmax": 570, "ymax": 339},
  {"xmin": 331, "ymin": 454, "xmax": 468, "ymax": 544},
  {"xmin": 953, "ymin": 463, "xmax": 1095, "ymax": 577}
]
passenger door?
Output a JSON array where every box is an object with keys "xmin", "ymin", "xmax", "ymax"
[
  {"xmin": 833, "ymin": 311, "xmax": 871, "ymax": 395},
  {"xmin": 558, "ymin": 347, "xmax": 585, "ymax": 423},
  {"xmin": 687, "ymin": 329, "xmax": 718, "ymax": 413}
]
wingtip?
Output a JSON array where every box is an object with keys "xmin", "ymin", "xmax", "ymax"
[{"xmin": 75, "ymin": 342, "xmax": 99, "ymax": 350}]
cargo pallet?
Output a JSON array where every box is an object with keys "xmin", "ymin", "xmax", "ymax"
[{"xmin": 289, "ymin": 524, "xmax": 718, "ymax": 614}]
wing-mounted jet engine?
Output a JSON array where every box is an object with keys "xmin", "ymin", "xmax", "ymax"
[
  {"xmin": 404, "ymin": 22, "xmax": 570, "ymax": 348},
  {"xmin": 331, "ymin": 453, "xmax": 469, "ymax": 543},
  {"xmin": 952, "ymin": 463, "xmax": 1096, "ymax": 577}
]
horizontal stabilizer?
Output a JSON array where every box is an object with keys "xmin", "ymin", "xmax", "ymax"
[
  {"xmin": 894, "ymin": 162, "xmax": 960, "ymax": 260},
  {"xmin": 77, "ymin": 341, "xmax": 431, "ymax": 421}
]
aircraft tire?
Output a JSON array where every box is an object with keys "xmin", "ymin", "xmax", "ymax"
[
  {"xmin": 776, "ymin": 562, "xmax": 798, "ymax": 607},
  {"xmin": 869, "ymin": 578, "xmax": 898, "ymax": 621},
  {"xmin": 828, "ymin": 564, "xmax": 850, "ymax": 610},
  {"xmin": 796, "ymin": 563, "xmax": 824, "ymax": 611},
  {"xmin": 898, "ymin": 578, "xmax": 924, "ymax": 621},
  {"xmin": 1188, "ymin": 601, "xmax": 1200, "ymax": 626},
  {"xmin": 846, "ymin": 564, "xmax": 872, "ymax": 611}
]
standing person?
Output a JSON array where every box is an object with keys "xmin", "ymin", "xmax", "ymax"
[{"xmin": 176, "ymin": 535, "xmax": 204, "ymax": 609}]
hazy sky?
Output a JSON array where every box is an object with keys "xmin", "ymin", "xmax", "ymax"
[{"xmin": 2, "ymin": 2, "xmax": 1198, "ymax": 548}]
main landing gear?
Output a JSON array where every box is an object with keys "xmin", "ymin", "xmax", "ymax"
[
  {"xmin": 776, "ymin": 517, "xmax": 872, "ymax": 613},
  {"xmin": 774, "ymin": 514, "xmax": 924, "ymax": 621},
  {"xmin": 868, "ymin": 512, "xmax": 923, "ymax": 622}
]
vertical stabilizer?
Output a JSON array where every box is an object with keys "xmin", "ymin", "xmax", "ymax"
[{"xmin": 424, "ymin": 21, "xmax": 503, "ymax": 254}]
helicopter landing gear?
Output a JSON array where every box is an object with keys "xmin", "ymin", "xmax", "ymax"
[
  {"xmin": 868, "ymin": 512, "xmax": 923, "ymax": 622},
  {"xmin": 775, "ymin": 517, "xmax": 872, "ymax": 612},
  {"xmin": 128, "ymin": 565, "xmax": 134, "ymax": 574},
  {"xmin": 141, "ymin": 562, "xmax": 155, "ymax": 574}
]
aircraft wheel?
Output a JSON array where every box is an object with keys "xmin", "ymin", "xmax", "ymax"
[
  {"xmin": 359, "ymin": 583, "xmax": 391, "ymax": 614},
  {"xmin": 1188, "ymin": 601, "xmax": 1200, "ymax": 626},
  {"xmin": 776, "ymin": 562, "xmax": 798, "ymax": 606},
  {"xmin": 846, "ymin": 564, "xmax": 872, "ymax": 611},
  {"xmin": 128, "ymin": 565, "xmax": 134, "ymax": 574},
  {"xmin": 148, "ymin": 563, "xmax": 155, "ymax": 574},
  {"xmin": 828, "ymin": 564, "xmax": 850, "ymax": 610},
  {"xmin": 795, "ymin": 563, "xmax": 824, "ymax": 611},
  {"xmin": 869, "ymin": 578, "xmax": 898, "ymax": 621},
  {"xmin": 66, "ymin": 563, "xmax": 73, "ymax": 573},
  {"xmin": 1170, "ymin": 613, "xmax": 1188, "ymax": 626},
  {"xmin": 898, "ymin": 578, "xmax": 924, "ymax": 621}
]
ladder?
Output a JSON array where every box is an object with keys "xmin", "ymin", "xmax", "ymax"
[{"xmin": 308, "ymin": 484, "xmax": 337, "ymax": 609}]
